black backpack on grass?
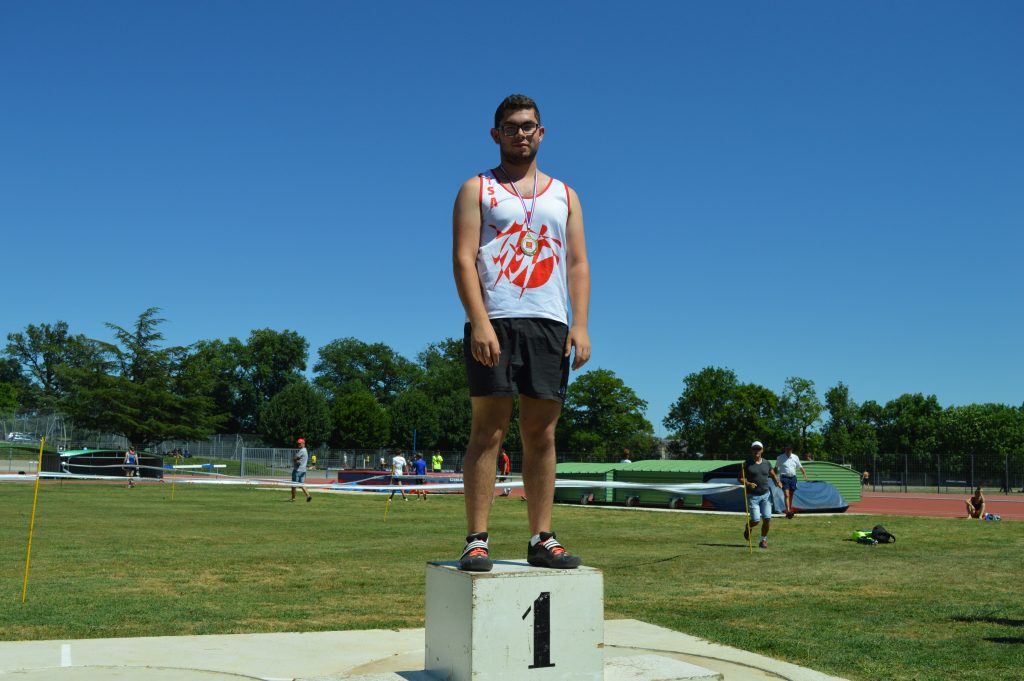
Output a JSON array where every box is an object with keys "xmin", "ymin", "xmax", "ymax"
[{"xmin": 871, "ymin": 525, "xmax": 895, "ymax": 544}]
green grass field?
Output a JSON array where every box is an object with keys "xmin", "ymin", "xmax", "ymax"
[{"xmin": 1, "ymin": 482, "xmax": 1022, "ymax": 680}]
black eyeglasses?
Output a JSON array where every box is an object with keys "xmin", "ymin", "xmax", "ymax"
[{"xmin": 499, "ymin": 122, "xmax": 540, "ymax": 137}]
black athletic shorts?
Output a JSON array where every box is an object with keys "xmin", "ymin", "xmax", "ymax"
[{"xmin": 464, "ymin": 318, "xmax": 570, "ymax": 402}]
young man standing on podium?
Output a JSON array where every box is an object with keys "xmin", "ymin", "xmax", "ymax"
[{"xmin": 452, "ymin": 94, "xmax": 591, "ymax": 572}]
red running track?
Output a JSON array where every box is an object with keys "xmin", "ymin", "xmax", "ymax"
[{"xmin": 848, "ymin": 491, "xmax": 1024, "ymax": 521}]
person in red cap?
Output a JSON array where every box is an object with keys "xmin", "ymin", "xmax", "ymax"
[{"xmin": 291, "ymin": 438, "xmax": 311, "ymax": 502}]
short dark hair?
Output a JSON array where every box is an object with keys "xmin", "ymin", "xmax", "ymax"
[{"xmin": 494, "ymin": 94, "xmax": 541, "ymax": 129}]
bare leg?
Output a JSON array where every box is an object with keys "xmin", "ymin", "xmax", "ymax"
[
  {"xmin": 745, "ymin": 519, "xmax": 760, "ymax": 538},
  {"xmin": 761, "ymin": 518, "xmax": 771, "ymax": 537},
  {"xmin": 464, "ymin": 396, "xmax": 513, "ymax": 534},
  {"xmin": 519, "ymin": 395, "xmax": 562, "ymax": 536}
]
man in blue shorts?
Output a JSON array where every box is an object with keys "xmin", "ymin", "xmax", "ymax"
[
  {"xmin": 740, "ymin": 441, "xmax": 782, "ymax": 549},
  {"xmin": 452, "ymin": 94, "xmax": 591, "ymax": 571},
  {"xmin": 290, "ymin": 437, "xmax": 311, "ymax": 503},
  {"xmin": 775, "ymin": 445, "xmax": 808, "ymax": 519}
]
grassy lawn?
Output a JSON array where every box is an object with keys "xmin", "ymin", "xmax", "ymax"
[{"xmin": 1, "ymin": 482, "xmax": 1022, "ymax": 680}]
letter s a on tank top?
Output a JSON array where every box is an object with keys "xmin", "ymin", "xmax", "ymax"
[{"xmin": 475, "ymin": 170, "xmax": 571, "ymax": 324}]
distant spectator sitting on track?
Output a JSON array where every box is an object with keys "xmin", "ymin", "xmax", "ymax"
[{"xmin": 965, "ymin": 487, "xmax": 986, "ymax": 519}]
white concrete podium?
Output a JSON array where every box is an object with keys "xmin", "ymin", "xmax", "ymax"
[{"xmin": 425, "ymin": 560, "xmax": 604, "ymax": 681}]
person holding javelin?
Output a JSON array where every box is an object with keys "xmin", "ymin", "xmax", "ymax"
[
  {"xmin": 741, "ymin": 441, "xmax": 783, "ymax": 549},
  {"xmin": 453, "ymin": 94, "xmax": 591, "ymax": 571}
]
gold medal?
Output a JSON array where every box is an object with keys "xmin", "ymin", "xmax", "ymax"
[
  {"xmin": 520, "ymin": 232, "xmax": 539, "ymax": 256},
  {"xmin": 498, "ymin": 165, "xmax": 541, "ymax": 257}
]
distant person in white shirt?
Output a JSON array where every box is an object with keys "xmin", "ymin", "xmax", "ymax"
[
  {"xmin": 389, "ymin": 450, "xmax": 408, "ymax": 501},
  {"xmin": 776, "ymin": 445, "xmax": 808, "ymax": 519},
  {"xmin": 620, "ymin": 449, "xmax": 632, "ymax": 464}
]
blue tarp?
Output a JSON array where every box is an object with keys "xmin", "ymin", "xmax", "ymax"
[{"xmin": 703, "ymin": 478, "xmax": 848, "ymax": 513}]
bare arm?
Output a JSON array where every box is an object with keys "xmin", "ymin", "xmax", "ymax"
[
  {"xmin": 739, "ymin": 464, "xmax": 752, "ymax": 488},
  {"xmin": 453, "ymin": 178, "xmax": 501, "ymax": 367},
  {"xmin": 564, "ymin": 186, "xmax": 591, "ymax": 370}
]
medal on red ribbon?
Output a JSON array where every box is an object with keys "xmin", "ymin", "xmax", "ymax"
[{"xmin": 498, "ymin": 165, "xmax": 540, "ymax": 257}]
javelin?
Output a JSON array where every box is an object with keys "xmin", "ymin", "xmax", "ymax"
[
  {"xmin": 385, "ymin": 473, "xmax": 395, "ymax": 520},
  {"xmin": 740, "ymin": 463, "xmax": 752, "ymax": 555},
  {"xmin": 22, "ymin": 437, "xmax": 46, "ymax": 602}
]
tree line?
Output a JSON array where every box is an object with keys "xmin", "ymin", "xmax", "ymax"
[
  {"xmin": 664, "ymin": 367, "xmax": 1024, "ymax": 465},
  {"xmin": 3, "ymin": 310, "xmax": 1021, "ymax": 462},
  {"xmin": 0, "ymin": 309, "xmax": 656, "ymax": 455}
]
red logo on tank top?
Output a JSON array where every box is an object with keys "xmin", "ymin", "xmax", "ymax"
[{"xmin": 489, "ymin": 221, "xmax": 562, "ymax": 297}]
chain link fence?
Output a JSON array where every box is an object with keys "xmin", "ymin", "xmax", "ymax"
[{"xmin": 832, "ymin": 451, "xmax": 1024, "ymax": 494}]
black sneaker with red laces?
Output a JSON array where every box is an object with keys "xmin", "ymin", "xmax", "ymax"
[
  {"xmin": 527, "ymin": 531, "xmax": 582, "ymax": 569},
  {"xmin": 459, "ymin": 532, "xmax": 493, "ymax": 572}
]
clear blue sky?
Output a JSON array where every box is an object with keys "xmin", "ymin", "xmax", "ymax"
[{"xmin": 3, "ymin": 2, "xmax": 1022, "ymax": 435}]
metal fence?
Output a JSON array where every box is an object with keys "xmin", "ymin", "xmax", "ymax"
[
  {"xmin": 3, "ymin": 447, "xmax": 38, "ymax": 473},
  {"xmin": 1, "ymin": 413, "xmax": 129, "ymax": 451},
  {"xmin": 1, "ymin": 413, "xmax": 656, "ymax": 475},
  {"xmin": 832, "ymin": 451, "xmax": 1024, "ymax": 494}
]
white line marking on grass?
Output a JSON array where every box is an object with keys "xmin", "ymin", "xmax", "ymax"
[{"xmin": 61, "ymin": 643, "xmax": 71, "ymax": 666}]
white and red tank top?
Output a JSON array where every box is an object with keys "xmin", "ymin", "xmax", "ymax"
[{"xmin": 475, "ymin": 169, "xmax": 571, "ymax": 324}]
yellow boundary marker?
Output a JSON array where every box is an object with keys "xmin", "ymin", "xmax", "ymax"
[
  {"xmin": 22, "ymin": 437, "xmax": 45, "ymax": 602},
  {"xmin": 740, "ymin": 461, "xmax": 752, "ymax": 555},
  {"xmin": 171, "ymin": 452, "xmax": 182, "ymax": 501}
]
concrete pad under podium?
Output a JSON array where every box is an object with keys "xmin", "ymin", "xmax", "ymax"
[{"xmin": 0, "ymin": 620, "xmax": 850, "ymax": 681}]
